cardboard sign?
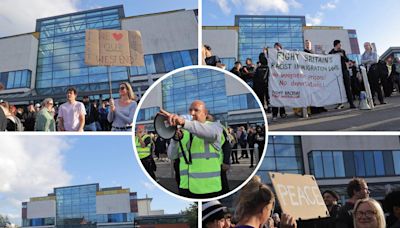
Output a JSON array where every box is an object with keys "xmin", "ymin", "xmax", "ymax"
[
  {"xmin": 269, "ymin": 172, "xmax": 329, "ymax": 220},
  {"xmin": 85, "ymin": 29, "xmax": 144, "ymax": 67},
  {"xmin": 268, "ymin": 48, "xmax": 347, "ymax": 107}
]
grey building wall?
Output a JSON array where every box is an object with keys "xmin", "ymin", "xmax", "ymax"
[
  {"xmin": 0, "ymin": 34, "xmax": 38, "ymax": 94},
  {"xmin": 203, "ymin": 27, "xmax": 238, "ymax": 59},
  {"xmin": 26, "ymin": 200, "xmax": 56, "ymax": 219},
  {"xmin": 121, "ymin": 10, "xmax": 198, "ymax": 54},
  {"xmin": 304, "ymin": 27, "xmax": 351, "ymax": 54},
  {"xmin": 96, "ymin": 193, "xmax": 131, "ymax": 214}
]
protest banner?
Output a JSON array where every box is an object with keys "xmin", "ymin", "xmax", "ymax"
[
  {"xmin": 85, "ymin": 29, "xmax": 144, "ymax": 67},
  {"xmin": 269, "ymin": 172, "xmax": 329, "ymax": 220},
  {"xmin": 268, "ymin": 48, "xmax": 347, "ymax": 107}
]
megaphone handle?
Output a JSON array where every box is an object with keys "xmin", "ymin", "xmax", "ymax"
[{"xmin": 179, "ymin": 140, "xmax": 191, "ymax": 165}]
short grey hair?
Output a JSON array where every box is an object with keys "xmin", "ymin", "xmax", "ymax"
[{"xmin": 42, "ymin": 98, "xmax": 53, "ymax": 107}]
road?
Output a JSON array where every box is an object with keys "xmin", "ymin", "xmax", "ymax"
[
  {"xmin": 153, "ymin": 151, "xmax": 260, "ymax": 195},
  {"xmin": 268, "ymin": 93, "xmax": 400, "ymax": 131}
]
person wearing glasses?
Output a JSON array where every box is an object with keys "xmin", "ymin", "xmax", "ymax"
[
  {"xmin": 353, "ymin": 198, "xmax": 385, "ymax": 228},
  {"xmin": 34, "ymin": 98, "xmax": 56, "ymax": 131},
  {"xmin": 108, "ymin": 82, "xmax": 137, "ymax": 131},
  {"xmin": 234, "ymin": 175, "xmax": 296, "ymax": 228},
  {"xmin": 336, "ymin": 178, "xmax": 370, "ymax": 228}
]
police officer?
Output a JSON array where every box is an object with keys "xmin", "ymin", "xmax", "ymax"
[
  {"xmin": 135, "ymin": 125, "xmax": 156, "ymax": 180},
  {"xmin": 160, "ymin": 100, "xmax": 225, "ymax": 199}
]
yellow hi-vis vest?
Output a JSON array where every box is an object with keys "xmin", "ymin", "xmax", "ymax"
[
  {"xmin": 178, "ymin": 129, "xmax": 191, "ymax": 190},
  {"xmin": 136, "ymin": 134, "xmax": 151, "ymax": 159},
  {"xmin": 187, "ymin": 123, "xmax": 225, "ymax": 195}
]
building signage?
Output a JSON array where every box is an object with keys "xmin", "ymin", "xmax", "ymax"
[
  {"xmin": 85, "ymin": 29, "xmax": 144, "ymax": 67},
  {"xmin": 268, "ymin": 48, "xmax": 347, "ymax": 107},
  {"xmin": 269, "ymin": 172, "xmax": 329, "ymax": 220}
]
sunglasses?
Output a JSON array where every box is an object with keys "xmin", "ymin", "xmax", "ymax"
[{"xmin": 119, "ymin": 87, "xmax": 126, "ymax": 90}]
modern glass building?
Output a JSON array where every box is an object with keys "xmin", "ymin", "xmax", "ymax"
[
  {"xmin": 0, "ymin": 5, "xmax": 198, "ymax": 104},
  {"xmin": 21, "ymin": 183, "xmax": 188, "ymax": 228},
  {"xmin": 136, "ymin": 69, "xmax": 264, "ymax": 129},
  {"xmin": 256, "ymin": 135, "xmax": 400, "ymax": 201},
  {"xmin": 235, "ymin": 15, "xmax": 306, "ymax": 64}
]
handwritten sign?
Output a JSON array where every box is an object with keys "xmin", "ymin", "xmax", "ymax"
[
  {"xmin": 269, "ymin": 172, "xmax": 329, "ymax": 220},
  {"xmin": 268, "ymin": 48, "xmax": 347, "ymax": 107},
  {"xmin": 85, "ymin": 29, "xmax": 144, "ymax": 67}
]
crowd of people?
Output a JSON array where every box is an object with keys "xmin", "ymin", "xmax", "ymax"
[
  {"xmin": 0, "ymin": 82, "xmax": 137, "ymax": 131},
  {"xmin": 203, "ymin": 40, "xmax": 400, "ymax": 121},
  {"xmin": 203, "ymin": 176, "xmax": 400, "ymax": 228},
  {"xmin": 134, "ymin": 100, "xmax": 266, "ymax": 198}
]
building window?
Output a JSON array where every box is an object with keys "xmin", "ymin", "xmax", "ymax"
[
  {"xmin": 108, "ymin": 213, "xmax": 127, "ymax": 223},
  {"xmin": 309, "ymin": 150, "xmax": 396, "ymax": 179},
  {"xmin": 393, "ymin": 151, "xmax": 400, "ymax": 175},
  {"xmin": 227, "ymin": 93, "xmax": 258, "ymax": 111},
  {"xmin": 129, "ymin": 49, "xmax": 198, "ymax": 77},
  {"xmin": 0, "ymin": 70, "xmax": 32, "ymax": 89},
  {"xmin": 258, "ymin": 136, "xmax": 303, "ymax": 183},
  {"xmin": 35, "ymin": 6, "xmax": 123, "ymax": 95},
  {"xmin": 220, "ymin": 57, "xmax": 236, "ymax": 70},
  {"xmin": 137, "ymin": 107, "xmax": 160, "ymax": 121}
]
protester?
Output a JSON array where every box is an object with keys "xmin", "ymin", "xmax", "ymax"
[
  {"xmin": 83, "ymin": 96, "xmax": 99, "ymax": 131},
  {"xmin": 160, "ymin": 100, "xmax": 225, "ymax": 198},
  {"xmin": 361, "ymin": 42, "xmax": 378, "ymax": 71},
  {"xmin": 255, "ymin": 125, "xmax": 265, "ymax": 162},
  {"xmin": 6, "ymin": 105, "xmax": 23, "ymax": 131},
  {"xmin": 336, "ymin": 178, "xmax": 370, "ymax": 228},
  {"xmin": 353, "ymin": 198, "xmax": 385, "ymax": 228},
  {"xmin": 384, "ymin": 56, "xmax": 395, "ymax": 97},
  {"xmin": 0, "ymin": 84, "xmax": 7, "ymax": 131},
  {"xmin": 98, "ymin": 100, "xmax": 111, "ymax": 131},
  {"xmin": 367, "ymin": 59, "xmax": 387, "ymax": 105},
  {"xmin": 271, "ymin": 42, "xmax": 287, "ymax": 120},
  {"xmin": 202, "ymin": 200, "xmax": 230, "ymax": 228},
  {"xmin": 234, "ymin": 175, "xmax": 296, "ymax": 228},
  {"xmin": 393, "ymin": 57, "xmax": 400, "ymax": 93},
  {"xmin": 135, "ymin": 125, "xmax": 156, "ymax": 180},
  {"xmin": 383, "ymin": 190, "xmax": 400, "ymax": 228},
  {"xmin": 329, "ymin": 40, "xmax": 356, "ymax": 109},
  {"xmin": 230, "ymin": 61, "xmax": 242, "ymax": 77},
  {"xmin": 241, "ymin": 58, "xmax": 256, "ymax": 85},
  {"xmin": 58, "ymin": 87, "xmax": 86, "ymax": 131},
  {"xmin": 228, "ymin": 127, "xmax": 239, "ymax": 164},
  {"xmin": 253, "ymin": 48, "xmax": 270, "ymax": 112},
  {"xmin": 108, "ymin": 82, "xmax": 137, "ymax": 131},
  {"xmin": 323, "ymin": 190, "xmax": 341, "ymax": 218},
  {"xmin": 204, "ymin": 44, "xmax": 225, "ymax": 69},
  {"xmin": 247, "ymin": 127, "xmax": 256, "ymax": 168},
  {"xmin": 237, "ymin": 126, "xmax": 248, "ymax": 159},
  {"xmin": 34, "ymin": 98, "xmax": 56, "ymax": 131},
  {"xmin": 22, "ymin": 104, "xmax": 36, "ymax": 131}
]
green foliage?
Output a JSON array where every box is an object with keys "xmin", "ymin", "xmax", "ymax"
[{"xmin": 181, "ymin": 203, "xmax": 198, "ymax": 228}]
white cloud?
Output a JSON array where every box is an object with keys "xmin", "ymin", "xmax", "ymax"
[
  {"xmin": 0, "ymin": 136, "xmax": 72, "ymax": 225},
  {"xmin": 220, "ymin": 0, "xmax": 302, "ymax": 15},
  {"xmin": 0, "ymin": 0, "xmax": 80, "ymax": 37},
  {"xmin": 141, "ymin": 181, "xmax": 157, "ymax": 191},
  {"xmin": 306, "ymin": 12, "xmax": 324, "ymax": 26},
  {"xmin": 321, "ymin": 0, "xmax": 339, "ymax": 10},
  {"xmin": 212, "ymin": 0, "xmax": 231, "ymax": 15}
]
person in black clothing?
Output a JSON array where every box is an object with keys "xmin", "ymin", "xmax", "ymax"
[
  {"xmin": 368, "ymin": 60, "xmax": 387, "ymax": 105},
  {"xmin": 0, "ymin": 84, "xmax": 7, "ymax": 131},
  {"xmin": 154, "ymin": 134, "xmax": 167, "ymax": 160},
  {"xmin": 329, "ymin": 40, "xmax": 356, "ymax": 109},
  {"xmin": 22, "ymin": 104, "xmax": 36, "ymax": 131},
  {"xmin": 348, "ymin": 60, "xmax": 361, "ymax": 100},
  {"xmin": 271, "ymin": 42, "xmax": 287, "ymax": 120},
  {"xmin": 384, "ymin": 190, "xmax": 400, "ymax": 228},
  {"xmin": 83, "ymin": 96, "xmax": 99, "ymax": 131},
  {"xmin": 323, "ymin": 190, "xmax": 341, "ymax": 218},
  {"xmin": 230, "ymin": 61, "xmax": 242, "ymax": 77},
  {"xmin": 255, "ymin": 125, "xmax": 265, "ymax": 162},
  {"xmin": 336, "ymin": 178, "xmax": 370, "ymax": 228},
  {"xmin": 241, "ymin": 58, "xmax": 256, "ymax": 85},
  {"xmin": 246, "ymin": 128, "xmax": 256, "ymax": 168},
  {"xmin": 204, "ymin": 44, "xmax": 223, "ymax": 67},
  {"xmin": 253, "ymin": 48, "xmax": 270, "ymax": 112}
]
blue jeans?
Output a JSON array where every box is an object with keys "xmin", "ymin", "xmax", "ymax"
[{"xmin": 84, "ymin": 122, "xmax": 97, "ymax": 131}]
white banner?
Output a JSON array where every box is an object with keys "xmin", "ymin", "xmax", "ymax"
[{"xmin": 268, "ymin": 48, "xmax": 347, "ymax": 107}]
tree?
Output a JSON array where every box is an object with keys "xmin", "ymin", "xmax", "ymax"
[
  {"xmin": 181, "ymin": 203, "xmax": 198, "ymax": 228},
  {"xmin": 0, "ymin": 215, "xmax": 10, "ymax": 227}
]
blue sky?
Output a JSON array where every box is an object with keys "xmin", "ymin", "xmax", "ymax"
[
  {"xmin": 0, "ymin": 135, "xmax": 191, "ymax": 225},
  {"xmin": 203, "ymin": 0, "xmax": 400, "ymax": 55},
  {"xmin": 0, "ymin": 0, "xmax": 197, "ymax": 38}
]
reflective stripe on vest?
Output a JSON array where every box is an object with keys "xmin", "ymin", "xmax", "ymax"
[
  {"xmin": 136, "ymin": 134, "xmax": 151, "ymax": 159},
  {"xmin": 188, "ymin": 123, "xmax": 224, "ymax": 195},
  {"xmin": 179, "ymin": 129, "xmax": 190, "ymax": 190}
]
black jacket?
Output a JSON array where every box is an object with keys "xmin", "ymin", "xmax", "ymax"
[{"xmin": 0, "ymin": 108, "xmax": 7, "ymax": 131}]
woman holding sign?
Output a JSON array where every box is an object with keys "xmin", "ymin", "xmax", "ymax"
[
  {"xmin": 107, "ymin": 82, "xmax": 137, "ymax": 131},
  {"xmin": 234, "ymin": 175, "xmax": 297, "ymax": 228}
]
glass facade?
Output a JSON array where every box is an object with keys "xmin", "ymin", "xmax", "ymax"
[
  {"xmin": 55, "ymin": 184, "xmax": 98, "ymax": 225},
  {"xmin": 137, "ymin": 107, "xmax": 160, "ymax": 122},
  {"xmin": 0, "ymin": 70, "xmax": 32, "ymax": 89},
  {"xmin": 220, "ymin": 57, "xmax": 236, "ymax": 71},
  {"xmin": 309, "ymin": 150, "xmax": 399, "ymax": 178},
  {"xmin": 162, "ymin": 69, "xmax": 228, "ymax": 117},
  {"xmin": 235, "ymin": 15, "xmax": 305, "ymax": 63},
  {"xmin": 257, "ymin": 136, "xmax": 304, "ymax": 183},
  {"xmin": 35, "ymin": 6, "xmax": 126, "ymax": 96},
  {"xmin": 227, "ymin": 93, "xmax": 258, "ymax": 111},
  {"xmin": 130, "ymin": 50, "xmax": 197, "ymax": 77}
]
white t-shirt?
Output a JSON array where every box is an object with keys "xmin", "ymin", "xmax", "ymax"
[{"xmin": 58, "ymin": 101, "xmax": 86, "ymax": 131}]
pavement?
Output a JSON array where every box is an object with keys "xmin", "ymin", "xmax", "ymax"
[
  {"xmin": 153, "ymin": 151, "xmax": 260, "ymax": 195},
  {"xmin": 268, "ymin": 93, "xmax": 400, "ymax": 131}
]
